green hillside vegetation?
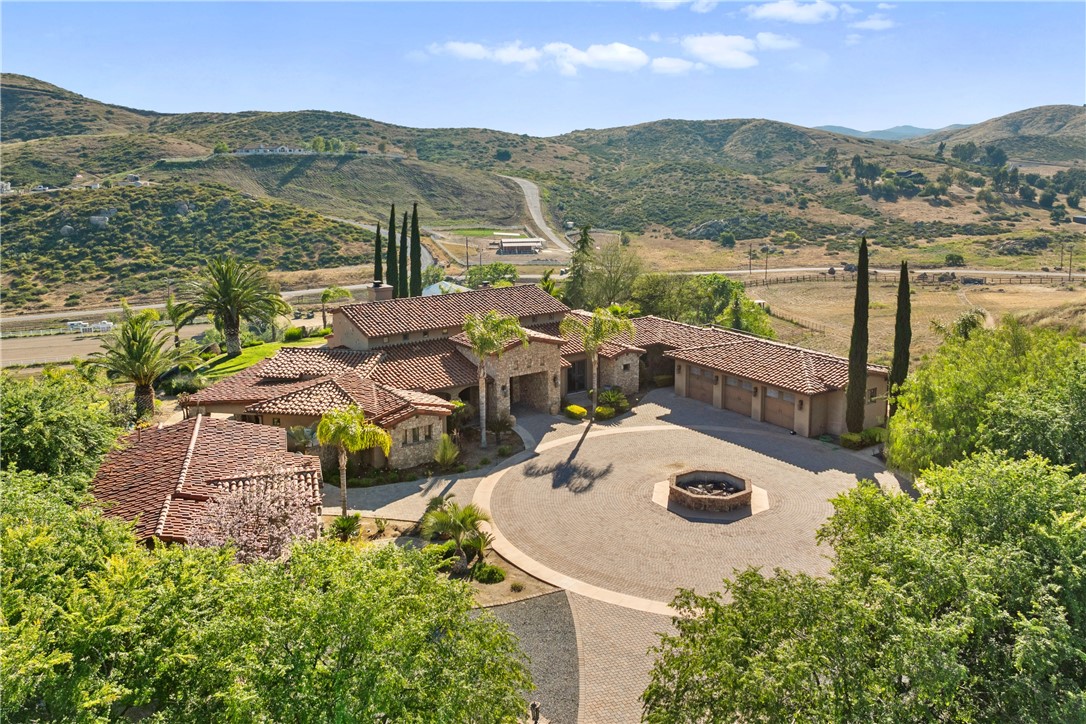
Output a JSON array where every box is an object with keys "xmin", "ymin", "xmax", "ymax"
[
  {"xmin": 3, "ymin": 74, "xmax": 1082, "ymax": 296},
  {"xmin": 151, "ymin": 153, "xmax": 524, "ymax": 224},
  {"xmin": 907, "ymin": 105, "xmax": 1085, "ymax": 164},
  {"xmin": 1, "ymin": 183, "xmax": 374, "ymax": 310},
  {"xmin": 2, "ymin": 134, "xmax": 212, "ymax": 187},
  {"xmin": 0, "ymin": 74, "xmax": 157, "ymax": 141}
]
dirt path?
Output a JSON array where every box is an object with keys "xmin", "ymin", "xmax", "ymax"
[{"xmin": 497, "ymin": 175, "xmax": 571, "ymax": 252}]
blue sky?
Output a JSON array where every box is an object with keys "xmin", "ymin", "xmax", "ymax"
[{"xmin": 3, "ymin": 2, "xmax": 1083, "ymax": 136}]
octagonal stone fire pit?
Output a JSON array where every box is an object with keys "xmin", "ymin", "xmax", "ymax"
[{"xmin": 669, "ymin": 469, "xmax": 752, "ymax": 513}]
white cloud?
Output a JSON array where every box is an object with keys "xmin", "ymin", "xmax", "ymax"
[
  {"xmin": 543, "ymin": 42, "xmax": 650, "ymax": 75},
  {"xmin": 838, "ymin": 3, "xmax": 861, "ymax": 15},
  {"xmin": 742, "ymin": 0, "xmax": 839, "ymax": 24},
  {"xmin": 755, "ymin": 32, "xmax": 800, "ymax": 50},
  {"xmin": 844, "ymin": 33, "xmax": 862, "ymax": 46},
  {"xmin": 643, "ymin": 0, "xmax": 718, "ymax": 11},
  {"xmin": 681, "ymin": 33, "xmax": 759, "ymax": 68},
  {"xmin": 850, "ymin": 13, "xmax": 896, "ymax": 30},
  {"xmin": 431, "ymin": 41, "xmax": 490, "ymax": 60},
  {"xmin": 651, "ymin": 56, "xmax": 704, "ymax": 74},
  {"xmin": 877, "ymin": 3, "xmax": 896, "ymax": 8},
  {"xmin": 646, "ymin": 32, "xmax": 663, "ymax": 42},
  {"xmin": 492, "ymin": 41, "xmax": 543, "ymax": 69}
]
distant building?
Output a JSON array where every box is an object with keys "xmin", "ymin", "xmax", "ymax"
[
  {"xmin": 813, "ymin": 165, "xmax": 830, "ymax": 173},
  {"xmin": 0, "ymin": 181, "xmax": 11, "ymax": 194},
  {"xmin": 235, "ymin": 144, "xmax": 313, "ymax": 155},
  {"xmin": 1072, "ymin": 215, "xmax": 1086, "ymax": 225},
  {"xmin": 498, "ymin": 238, "xmax": 544, "ymax": 255},
  {"xmin": 422, "ymin": 281, "xmax": 471, "ymax": 296}
]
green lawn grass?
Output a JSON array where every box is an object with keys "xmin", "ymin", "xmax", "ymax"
[{"xmin": 202, "ymin": 337, "xmax": 326, "ymax": 380}]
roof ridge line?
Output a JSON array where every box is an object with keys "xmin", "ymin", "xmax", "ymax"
[{"xmin": 155, "ymin": 415, "xmax": 202, "ymax": 537}]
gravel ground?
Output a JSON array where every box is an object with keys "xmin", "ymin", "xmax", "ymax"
[{"xmin": 485, "ymin": 591, "xmax": 579, "ymax": 724}]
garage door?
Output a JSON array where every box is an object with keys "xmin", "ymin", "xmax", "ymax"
[
  {"xmin": 723, "ymin": 377, "xmax": 752, "ymax": 416},
  {"xmin": 686, "ymin": 365, "xmax": 715, "ymax": 405},
  {"xmin": 763, "ymin": 387, "xmax": 796, "ymax": 430}
]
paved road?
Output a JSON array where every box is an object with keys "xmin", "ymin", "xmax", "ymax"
[
  {"xmin": 498, "ymin": 175, "xmax": 572, "ymax": 252},
  {"xmin": 520, "ymin": 265, "xmax": 1085, "ymax": 281}
]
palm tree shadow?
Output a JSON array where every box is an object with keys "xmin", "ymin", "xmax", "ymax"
[{"xmin": 523, "ymin": 421, "xmax": 612, "ymax": 493}]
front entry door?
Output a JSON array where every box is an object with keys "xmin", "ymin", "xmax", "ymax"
[{"xmin": 568, "ymin": 359, "xmax": 587, "ymax": 392}]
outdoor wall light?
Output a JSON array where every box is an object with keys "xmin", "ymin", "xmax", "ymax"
[
  {"xmin": 502, "ymin": 385, "xmax": 508, "ymax": 397},
  {"xmin": 798, "ymin": 399, "xmax": 804, "ymax": 410},
  {"xmin": 714, "ymin": 375, "xmax": 720, "ymax": 384},
  {"xmin": 552, "ymin": 374, "xmax": 559, "ymax": 387},
  {"xmin": 753, "ymin": 387, "xmax": 759, "ymax": 397}
]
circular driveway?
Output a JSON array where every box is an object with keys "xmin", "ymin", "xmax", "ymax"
[{"xmin": 479, "ymin": 394, "xmax": 895, "ymax": 605}]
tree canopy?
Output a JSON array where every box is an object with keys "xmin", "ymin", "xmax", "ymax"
[
  {"xmin": 643, "ymin": 452, "xmax": 1086, "ymax": 722},
  {"xmin": 2, "ymin": 468, "xmax": 533, "ymax": 721},
  {"xmin": 887, "ymin": 318, "xmax": 1086, "ymax": 474},
  {"xmin": 0, "ymin": 368, "xmax": 123, "ymax": 481}
]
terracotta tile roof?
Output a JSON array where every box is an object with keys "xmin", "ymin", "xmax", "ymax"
[
  {"xmin": 666, "ymin": 336, "xmax": 888, "ymax": 396},
  {"xmin": 245, "ymin": 370, "xmax": 454, "ymax": 426},
  {"xmin": 91, "ymin": 417, "xmax": 321, "ymax": 543},
  {"xmin": 338, "ymin": 284, "xmax": 569, "ymax": 338},
  {"xmin": 629, "ymin": 315, "xmax": 737, "ymax": 349},
  {"xmin": 369, "ymin": 339, "xmax": 479, "ymax": 391},
  {"xmin": 259, "ymin": 347, "xmax": 379, "ymax": 379},
  {"xmin": 531, "ymin": 317, "xmax": 645, "ymax": 360},
  {"xmin": 449, "ymin": 325, "xmax": 566, "ymax": 353},
  {"xmin": 187, "ymin": 348, "xmax": 379, "ymax": 406}
]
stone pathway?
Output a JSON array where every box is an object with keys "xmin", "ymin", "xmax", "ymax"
[{"xmin": 567, "ymin": 594, "xmax": 673, "ymax": 724}]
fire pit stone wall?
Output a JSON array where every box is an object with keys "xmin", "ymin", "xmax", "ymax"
[{"xmin": 669, "ymin": 469, "xmax": 752, "ymax": 513}]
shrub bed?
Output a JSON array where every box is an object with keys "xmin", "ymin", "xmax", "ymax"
[
  {"xmin": 473, "ymin": 563, "xmax": 506, "ymax": 584},
  {"xmin": 594, "ymin": 405, "xmax": 616, "ymax": 420},
  {"xmin": 565, "ymin": 404, "xmax": 588, "ymax": 420}
]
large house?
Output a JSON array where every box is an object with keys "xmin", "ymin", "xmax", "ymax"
[
  {"xmin": 186, "ymin": 285, "xmax": 888, "ymax": 467},
  {"xmin": 92, "ymin": 417, "xmax": 322, "ymax": 544}
]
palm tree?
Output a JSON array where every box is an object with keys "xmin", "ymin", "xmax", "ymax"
[
  {"xmin": 187, "ymin": 256, "xmax": 290, "ymax": 356},
  {"xmin": 319, "ymin": 286, "xmax": 352, "ymax": 329},
  {"xmin": 91, "ymin": 307, "xmax": 199, "ymax": 419},
  {"xmin": 163, "ymin": 294, "xmax": 196, "ymax": 350},
  {"xmin": 421, "ymin": 501, "xmax": 491, "ymax": 573},
  {"xmin": 462, "ymin": 311, "xmax": 528, "ymax": 449},
  {"xmin": 316, "ymin": 405, "xmax": 392, "ymax": 517},
  {"xmin": 560, "ymin": 308, "xmax": 635, "ymax": 421}
]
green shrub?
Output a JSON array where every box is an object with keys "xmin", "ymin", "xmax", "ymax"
[
  {"xmin": 497, "ymin": 445, "xmax": 512, "ymax": 457},
  {"xmin": 862, "ymin": 427, "xmax": 889, "ymax": 445},
  {"xmin": 510, "ymin": 581, "xmax": 525, "ymax": 593},
  {"xmin": 839, "ymin": 432, "xmax": 867, "ymax": 449},
  {"xmin": 479, "ymin": 457, "xmax": 491, "ymax": 466},
  {"xmin": 654, "ymin": 375, "xmax": 675, "ymax": 388},
  {"xmin": 330, "ymin": 514, "xmax": 361, "ymax": 542},
  {"xmin": 434, "ymin": 433, "xmax": 460, "ymax": 468},
  {"xmin": 565, "ymin": 404, "xmax": 588, "ymax": 420},
  {"xmin": 473, "ymin": 563, "xmax": 506, "ymax": 584},
  {"xmin": 594, "ymin": 405, "xmax": 616, "ymax": 420},
  {"xmin": 374, "ymin": 517, "xmax": 387, "ymax": 536},
  {"xmin": 158, "ymin": 370, "xmax": 209, "ymax": 396},
  {"xmin": 311, "ymin": 326, "xmax": 332, "ymax": 337},
  {"xmin": 283, "ymin": 326, "xmax": 307, "ymax": 342},
  {"xmin": 422, "ymin": 540, "xmax": 458, "ymax": 570},
  {"xmin": 454, "ymin": 464, "xmax": 468, "ymax": 474},
  {"xmin": 598, "ymin": 388, "xmax": 630, "ymax": 411}
]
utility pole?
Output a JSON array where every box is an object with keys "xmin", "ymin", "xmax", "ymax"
[
  {"xmin": 1060, "ymin": 243, "xmax": 1065, "ymax": 270},
  {"xmin": 1069, "ymin": 244, "xmax": 1075, "ymax": 283},
  {"xmin": 748, "ymin": 243, "xmax": 752, "ymax": 275},
  {"xmin": 764, "ymin": 248, "xmax": 769, "ymax": 281}
]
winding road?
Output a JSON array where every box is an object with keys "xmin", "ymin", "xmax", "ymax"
[{"xmin": 498, "ymin": 174, "xmax": 572, "ymax": 252}]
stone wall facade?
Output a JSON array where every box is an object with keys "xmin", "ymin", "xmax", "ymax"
[
  {"xmin": 386, "ymin": 414, "xmax": 446, "ymax": 468},
  {"xmin": 599, "ymin": 352, "xmax": 641, "ymax": 397},
  {"xmin": 457, "ymin": 339, "xmax": 563, "ymax": 419}
]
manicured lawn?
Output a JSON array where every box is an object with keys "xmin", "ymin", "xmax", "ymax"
[{"xmin": 202, "ymin": 337, "xmax": 326, "ymax": 380}]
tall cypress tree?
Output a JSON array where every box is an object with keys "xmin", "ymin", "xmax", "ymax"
[
  {"xmin": 386, "ymin": 205, "xmax": 398, "ymax": 298},
  {"xmin": 845, "ymin": 236, "xmax": 870, "ymax": 434},
  {"xmin": 888, "ymin": 260, "xmax": 912, "ymax": 417},
  {"xmin": 409, "ymin": 202, "xmax": 423, "ymax": 296},
  {"xmin": 373, "ymin": 222, "xmax": 383, "ymax": 284},
  {"xmin": 398, "ymin": 211, "xmax": 409, "ymax": 299}
]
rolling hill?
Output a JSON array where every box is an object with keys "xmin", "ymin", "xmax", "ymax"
[
  {"xmin": 1, "ymin": 183, "xmax": 374, "ymax": 310},
  {"xmin": 2, "ymin": 73, "xmax": 1082, "ymax": 314},
  {"xmin": 907, "ymin": 105, "xmax": 1085, "ymax": 163},
  {"xmin": 815, "ymin": 124, "xmax": 970, "ymax": 141}
]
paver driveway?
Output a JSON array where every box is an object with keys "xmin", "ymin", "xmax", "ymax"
[{"xmin": 481, "ymin": 389, "xmax": 899, "ymax": 604}]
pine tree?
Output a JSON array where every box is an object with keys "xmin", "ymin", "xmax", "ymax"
[
  {"xmin": 386, "ymin": 206, "xmax": 398, "ymax": 298},
  {"xmin": 845, "ymin": 237, "xmax": 870, "ymax": 434},
  {"xmin": 398, "ymin": 211, "xmax": 409, "ymax": 298},
  {"xmin": 409, "ymin": 202, "xmax": 423, "ymax": 297},
  {"xmin": 373, "ymin": 222, "xmax": 383, "ymax": 284},
  {"xmin": 888, "ymin": 260, "xmax": 911, "ymax": 416},
  {"xmin": 730, "ymin": 293, "xmax": 744, "ymax": 331},
  {"xmin": 562, "ymin": 225, "xmax": 594, "ymax": 309}
]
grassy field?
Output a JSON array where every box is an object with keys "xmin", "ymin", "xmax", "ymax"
[{"xmin": 756, "ymin": 279, "xmax": 1085, "ymax": 364}]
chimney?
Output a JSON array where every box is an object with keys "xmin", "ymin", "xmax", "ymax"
[{"xmin": 366, "ymin": 283, "xmax": 394, "ymax": 302}]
